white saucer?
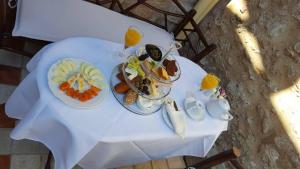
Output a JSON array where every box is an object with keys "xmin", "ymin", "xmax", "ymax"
[{"xmin": 184, "ymin": 99, "xmax": 206, "ymax": 121}]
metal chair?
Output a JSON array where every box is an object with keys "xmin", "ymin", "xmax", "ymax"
[
  {"xmin": 85, "ymin": 0, "xmax": 217, "ymax": 63},
  {"xmin": 0, "ymin": 0, "xmax": 49, "ymax": 57},
  {"xmin": 1, "ymin": 0, "xmax": 216, "ymax": 62}
]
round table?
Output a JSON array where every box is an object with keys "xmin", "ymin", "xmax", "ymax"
[{"xmin": 6, "ymin": 37, "xmax": 228, "ymax": 169}]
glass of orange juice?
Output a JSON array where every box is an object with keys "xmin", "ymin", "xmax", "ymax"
[
  {"xmin": 201, "ymin": 74, "xmax": 220, "ymax": 90},
  {"xmin": 201, "ymin": 74, "xmax": 220, "ymax": 97},
  {"xmin": 120, "ymin": 26, "xmax": 143, "ymax": 58}
]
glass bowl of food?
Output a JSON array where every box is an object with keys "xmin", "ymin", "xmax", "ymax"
[
  {"xmin": 136, "ymin": 44, "xmax": 181, "ymax": 84},
  {"xmin": 121, "ymin": 55, "xmax": 172, "ymax": 100}
]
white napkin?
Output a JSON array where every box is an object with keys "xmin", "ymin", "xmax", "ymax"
[{"xmin": 165, "ymin": 99, "xmax": 186, "ymax": 137}]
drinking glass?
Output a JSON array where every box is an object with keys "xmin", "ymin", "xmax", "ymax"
[{"xmin": 120, "ymin": 26, "xmax": 143, "ymax": 58}]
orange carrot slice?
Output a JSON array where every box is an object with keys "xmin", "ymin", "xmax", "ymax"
[
  {"xmin": 73, "ymin": 90, "xmax": 80, "ymax": 99},
  {"xmin": 79, "ymin": 94, "xmax": 88, "ymax": 102},
  {"xmin": 87, "ymin": 89, "xmax": 98, "ymax": 96},
  {"xmin": 66, "ymin": 88, "xmax": 74, "ymax": 97},
  {"xmin": 91, "ymin": 86, "xmax": 101, "ymax": 93},
  {"xmin": 59, "ymin": 82, "xmax": 70, "ymax": 91}
]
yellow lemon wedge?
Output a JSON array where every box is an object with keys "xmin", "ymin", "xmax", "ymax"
[{"xmin": 201, "ymin": 74, "xmax": 220, "ymax": 90}]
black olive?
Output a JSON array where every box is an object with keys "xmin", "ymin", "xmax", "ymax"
[
  {"xmin": 142, "ymin": 78, "xmax": 151, "ymax": 84},
  {"xmin": 142, "ymin": 86, "xmax": 148, "ymax": 91},
  {"xmin": 145, "ymin": 44, "xmax": 162, "ymax": 61},
  {"xmin": 145, "ymin": 79, "xmax": 151, "ymax": 84},
  {"xmin": 138, "ymin": 54, "xmax": 148, "ymax": 61}
]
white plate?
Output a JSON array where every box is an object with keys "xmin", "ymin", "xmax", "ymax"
[{"xmin": 48, "ymin": 58, "xmax": 109, "ymax": 109}]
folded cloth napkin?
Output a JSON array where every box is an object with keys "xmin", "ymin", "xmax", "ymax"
[{"xmin": 165, "ymin": 98, "xmax": 186, "ymax": 137}]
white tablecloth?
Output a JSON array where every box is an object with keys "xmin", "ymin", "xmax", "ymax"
[
  {"xmin": 13, "ymin": 0, "xmax": 175, "ymax": 52},
  {"xmin": 5, "ymin": 38, "xmax": 227, "ymax": 169}
]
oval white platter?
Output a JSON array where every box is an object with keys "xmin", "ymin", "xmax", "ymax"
[{"xmin": 48, "ymin": 58, "xmax": 109, "ymax": 109}]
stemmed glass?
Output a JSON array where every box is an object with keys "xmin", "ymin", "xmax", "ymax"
[{"xmin": 120, "ymin": 26, "xmax": 143, "ymax": 58}]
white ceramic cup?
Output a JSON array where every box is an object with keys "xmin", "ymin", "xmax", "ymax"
[{"xmin": 206, "ymin": 98, "xmax": 233, "ymax": 121}]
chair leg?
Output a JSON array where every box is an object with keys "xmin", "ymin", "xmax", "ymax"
[
  {"xmin": 45, "ymin": 151, "xmax": 52, "ymax": 169},
  {"xmin": 192, "ymin": 44, "xmax": 217, "ymax": 63},
  {"xmin": 229, "ymin": 159, "xmax": 244, "ymax": 169},
  {"xmin": 183, "ymin": 156, "xmax": 189, "ymax": 168},
  {"xmin": 187, "ymin": 147, "xmax": 241, "ymax": 169}
]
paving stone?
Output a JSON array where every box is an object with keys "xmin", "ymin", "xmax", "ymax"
[
  {"xmin": 184, "ymin": 156, "xmax": 202, "ymax": 167},
  {"xmin": 211, "ymin": 164, "xmax": 227, "ymax": 169},
  {"xmin": 207, "ymin": 146, "xmax": 227, "ymax": 169},
  {"xmin": 167, "ymin": 157, "xmax": 186, "ymax": 169},
  {"xmin": 21, "ymin": 56, "xmax": 31, "ymax": 68},
  {"xmin": 20, "ymin": 68, "xmax": 29, "ymax": 81},
  {"xmin": 207, "ymin": 146, "xmax": 218, "ymax": 156},
  {"xmin": 0, "ymin": 50, "xmax": 23, "ymax": 68},
  {"xmin": 185, "ymin": 146, "xmax": 219, "ymax": 166},
  {"xmin": 151, "ymin": 159, "xmax": 169, "ymax": 169},
  {"xmin": 49, "ymin": 157, "xmax": 83, "ymax": 169},
  {"xmin": 49, "ymin": 154, "xmax": 54, "ymax": 169},
  {"xmin": 72, "ymin": 165, "xmax": 83, "ymax": 169},
  {"xmin": 0, "ymin": 65, "xmax": 21, "ymax": 86},
  {"xmin": 11, "ymin": 139, "xmax": 49, "ymax": 155},
  {"xmin": 0, "ymin": 84, "xmax": 16, "ymax": 104},
  {"xmin": 10, "ymin": 155, "xmax": 48, "ymax": 169},
  {"xmin": 134, "ymin": 161, "xmax": 152, "ymax": 169},
  {"xmin": 0, "ymin": 129, "xmax": 12, "ymax": 155},
  {"xmin": 184, "ymin": 156, "xmax": 226, "ymax": 169},
  {"xmin": 0, "ymin": 155, "xmax": 10, "ymax": 169},
  {"xmin": 184, "ymin": 146, "xmax": 227, "ymax": 169},
  {"xmin": 0, "ymin": 104, "xmax": 16, "ymax": 128},
  {"xmin": 116, "ymin": 166, "xmax": 134, "ymax": 169}
]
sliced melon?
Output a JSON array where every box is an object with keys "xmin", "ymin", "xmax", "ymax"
[{"xmin": 52, "ymin": 76, "xmax": 66, "ymax": 84}]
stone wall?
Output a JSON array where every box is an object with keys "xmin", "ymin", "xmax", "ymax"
[{"xmin": 198, "ymin": 0, "xmax": 300, "ymax": 169}]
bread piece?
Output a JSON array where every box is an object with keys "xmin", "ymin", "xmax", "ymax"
[
  {"xmin": 114, "ymin": 82, "xmax": 130, "ymax": 93},
  {"xmin": 117, "ymin": 72, "xmax": 125, "ymax": 82},
  {"xmin": 118, "ymin": 63, "xmax": 124, "ymax": 72},
  {"xmin": 151, "ymin": 67, "xmax": 160, "ymax": 77},
  {"xmin": 124, "ymin": 90, "xmax": 138, "ymax": 105},
  {"xmin": 143, "ymin": 60, "xmax": 153, "ymax": 70},
  {"xmin": 131, "ymin": 76, "xmax": 142, "ymax": 84},
  {"xmin": 158, "ymin": 67, "xmax": 170, "ymax": 80},
  {"xmin": 163, "ymin": 59, "xmax": 177, "ymax": 76},
  {"xmin": 150, "ymin": 79, "xmax": 158, "ymax": 96}
]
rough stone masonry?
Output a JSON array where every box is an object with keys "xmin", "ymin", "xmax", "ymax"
[{"xmin": 199, "ymin": 0, "xmax": 300, "ymax": 169}]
